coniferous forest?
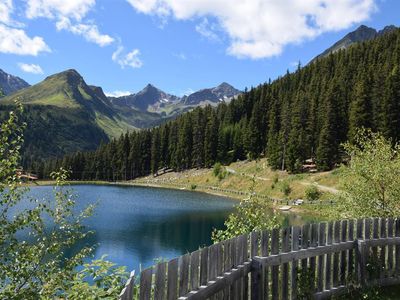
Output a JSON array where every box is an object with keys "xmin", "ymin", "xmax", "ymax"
[{"xmin": 31, "ymin": 29, "xmax": 400, "ymax": 180}]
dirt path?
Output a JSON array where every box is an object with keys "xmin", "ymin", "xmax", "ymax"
[
  {"xmin": 226, "ymin": 167, "xmax": 270, "ymax": 181},
  {"xmin": 300, "ymin": 181, "xmax": 339, "ymax": 194}
]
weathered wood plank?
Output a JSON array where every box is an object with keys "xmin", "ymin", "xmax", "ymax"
[
  {"xmin": 230, "ymin": 237, "xmax": 238, "ymax": 300},
  {"xmin": 216, "ymin": 242, "xmax": 224, "ymax": 300},
  {"xmin": 154, "ymin": 262, "xmax": 167, "ymax": 300},
  {"xmin": 271, "ymin": 228, "xmax": 280, "ymax": 300},
  {"xmin": 348, "ymin": 220, "xmax": 355, "ymax": 278},
  {"xmin": 340, "ymin": 220, "xmax": 348, "ymax": 285},
  {"xmin": 251, "ymin": 231, "xmax": 260, "ymax": 258},
  {"xmin": 325, "ymin": 221, "xmax": 333, "ymax": 291},
  {"xmin": 261, "ymin": 230, "xmax": 270, "ymax": 300},
  {"xmin": 200, "ymin": 247, "xmax": 209, "ymax": 286},
  {"xmin": 380, "ymin": 218, "xmax": 387, "ymax": 279},
  {"xmin": 190, "ymin": 250, "xmax": 200, "ymax": 291},
  {"xmin": 333, "ymin": 221, "xmax": 340, "ymax": 287},
  {"xmin": 254, "ymin": 241, "xmax": 355, "ymax": 266},
  {"xmin": 119, "ymin": 271, "xmax": 135, "ymax": 300},
  {"xmin": 251, "ymin": 231, "xmax": 260, "ymax": 299},
  {"xmin": 300, "ymin": 223, "xmax": 310, "ymax": 299},
  {"xmin": 291, "ymin": 226, "xmax": 300, "ymax": 300},
  {"xmin": 310, "ymin": 223, "xmax": 318, "ymax": 291},
  {"xmin": 139, "ymin": 267, "xmax": 152, "ymax": 300},
  {"xmin": 179, "ymin": 262, "xmax": 252, "ymax": 300},
  {"xmin": 281, "ymin": 227, "xmax": 290, "ymax": 300},
  {"xmin": 179, "ymin": 254, "xmax": 190, "ymax": 296},
  {"xmin": 372, "ymin": 218, "xmax": 379, "ymax": 264},
  {"xmin": 222, "ymin": 240, "xmax": 231, "ymax": 300},
  {"xmin": 317, "ymin": 222, "xmax": 326, "ymax": 292},
  {"xmin": 168, "ymin": 258, "xmax": 179, "ymax": 300},
  {"xmin": 361, "ymin": 237, "xmax": 400, "ymax": 248},
  {"xmin": 365, "ymin": 218, "xmax": 371, "ymax": 239},
  {"xmin": 208, "ymin": 244, "xmax": 217, "ymax": 281},
  {"xmin": 243, "ymin": 234, "xmax": 249, "ymax": 299},
  {"xmin": 355, "ymin": 218, "xmax": 364, "ymax": 283},
  {"xmin": 387, "ymin": 218, "xmax": 394, "ymax": 275},
  {"xmin": 208, "ymin": 244, "xmax": 218, "ymax": 300}
]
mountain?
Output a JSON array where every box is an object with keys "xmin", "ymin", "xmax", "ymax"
[
  {"xmin": 0, "ymin": 67, "xmax": 240, "ymax": 163},
  {"xmin": 182, "ymin": 82, "xmax": 241, "ymax": 105},
  {"xmin": 110, "ymin": 84, "xmax": 180, "ymax": 111},
  {"xmin": 311, "ymin": 25, "xmax": 398, "ymax": 63},
  {"xmin": 0, "ymin": 68, "xmax": 30, "ymax": 96},
  {"xmin": 0, "ymin": 69, "xmax": 142, "ymax": 162},
  {"xmin": 110, "ymin": 82, "xmax": 241, "ymax": 118}
]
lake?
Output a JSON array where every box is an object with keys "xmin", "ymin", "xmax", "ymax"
[{"xmin": 23, "ymin": 184, "xmax": 316, "ymax": 273}]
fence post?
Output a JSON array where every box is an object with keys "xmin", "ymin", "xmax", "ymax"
[
  {"xmin": 357, "ymin": 240, "xmax": 367, "ymax": 287},
  {"xmin": 251, "ymin": 258, "xmax": 263, "ymax": 300},
  {"xmin": 119, "ymin": 271, "xmax": 136, "ymax": 300}
]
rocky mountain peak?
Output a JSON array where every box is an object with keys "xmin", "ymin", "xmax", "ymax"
[{"xmin": 0, "ymin": 68, "xmax": 30, "ymax": 96}]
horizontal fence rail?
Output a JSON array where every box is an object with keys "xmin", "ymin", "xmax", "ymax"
[{"xmin": 120, "ymin": 217, "xmax": 400, "ymax": 300}]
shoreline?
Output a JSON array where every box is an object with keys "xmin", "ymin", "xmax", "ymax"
[
  {"xmin": 31, "ymin": 179, "xmax": 321, "ymax": 216},
  {"xmin": 32, "ymin": 179, "xmax": 243, "ymax": 201}
]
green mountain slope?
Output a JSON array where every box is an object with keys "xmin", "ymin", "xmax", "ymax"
[{"xmin": 0, "ymin": 69, "xmax": 143, "ymax": 163}]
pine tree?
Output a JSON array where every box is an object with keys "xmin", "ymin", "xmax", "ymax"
[
  {"xmin": 348, "ymin": 74, "xmax": 372, "ymax": 141},
  {"xmin": 382, "ymin": 66, "xmax": 400, "ymax": 141},
  {"xmin": 316, "ymin": 83, "xmax": 340, "ymax": 170}
]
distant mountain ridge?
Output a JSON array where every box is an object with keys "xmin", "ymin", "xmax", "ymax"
[
  {"xmin": 182, "ymin": 82, "xmax": 240, "ymax": 105},
  {"xmin": 311, "ymin": 25, "xmax": 398, "ymax": 63},
  {"xmin": 0, "ymin": 68, "xmax": 30, "ymax": 95},
  {"xmin": 109, "ymin": 82, "xmax": 241, "ymax": 115},
  {"xmin": 109, "ymin": 84, "xmax": 180, "ymax": 111}
]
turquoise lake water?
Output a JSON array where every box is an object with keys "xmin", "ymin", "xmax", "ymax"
[{"xmin": 22, "ymin": 184, "xmax": 316, "ymax": 273}]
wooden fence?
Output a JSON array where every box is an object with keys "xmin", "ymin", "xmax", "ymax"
[{"xmin": 120, "ymin": 217, "xmax": 400, "ymax": 300}]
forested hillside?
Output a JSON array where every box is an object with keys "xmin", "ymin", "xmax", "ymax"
[{"xmin": 33, "ymin": 29, "xmax": 400, "ymax": 179}]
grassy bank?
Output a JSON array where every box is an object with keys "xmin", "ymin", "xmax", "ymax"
[{"xmin": 129, "ymin": 158, "xmax": 340, "ymax": 217}]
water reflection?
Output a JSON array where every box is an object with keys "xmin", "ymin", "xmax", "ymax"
[{"xmin": 23, "ymin": 185, "xmax": 318, "ymax": 272}]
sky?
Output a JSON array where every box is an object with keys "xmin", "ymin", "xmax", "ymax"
[{"xmin": 0, "ymin": 0, "xmax": 399, "ymax": 97}]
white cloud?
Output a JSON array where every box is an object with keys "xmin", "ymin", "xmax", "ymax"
[
  {"xmin": 112, "ymin": 46, "xmax": 143, "ymax": 69},
  {"xmin": 0, "ymin": 24, "xmax": 50, "ymax": 55},
  {"xmin": 26, "ymin": 0, "xmax": 114, "ymax": 47},
  {"xmin": 126, "ymin": 0, "xmax": 377, "ymax": 59},
  {"xmin": 25, "ymin": 0, "xmax": 95, "ymax": 21},
  {"xmin": 105, "ymin": 90, "xmax": 132, "ymax": 97},
  {"xmin": 56, "ymin": 17, "xmax": 114, "ymax": 46},
  {"xmin": 195, "ymin": 18, "xmax": 220, "ymax": 41},
  {"xmin": 18, "ymin": 62, "xmax": 44, "ymax": 74},
  {"xmin": 0, "ymin": 0, "xmax": 13, "ymax": 25}
]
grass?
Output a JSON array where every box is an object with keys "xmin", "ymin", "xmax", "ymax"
[{"xmin": 131, "ymin": 158, "xmax": 341, "ymax": 217}]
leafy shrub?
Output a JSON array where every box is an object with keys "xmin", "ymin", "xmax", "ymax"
[
  {"xmin": 213, "ymin": 162, "xmax": 222, "ymax": 177},
  {"xmin": 304, "ymin": 185, "xmax": 321, "ymax": 201},
  {"xmin": 280, "ymin": 181, "xmax": 292, "ymax": 198}
]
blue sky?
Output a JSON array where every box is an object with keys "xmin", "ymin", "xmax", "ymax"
[{"xmin": 0, "ymin": 0, "xmax": 399, "ymax": 96}]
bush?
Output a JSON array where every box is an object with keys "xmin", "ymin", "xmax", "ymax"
[
  {"xmin": 213, "ymin": 162, "xmax": 222, "ymax": 177},
  {"xmin": 191, "ymin": 184, "xmax": 197, "ymax": 190},
  {"xmin": 280, "ymin": 181, "xmax": 292, "ymax": 198},
  {"xmin": 305, "ymin": 185, "xmax": 321, "ymax": 201},
  {"xmin": 334, "ymin": 129, "xmax": 400, "ymax": 219}
]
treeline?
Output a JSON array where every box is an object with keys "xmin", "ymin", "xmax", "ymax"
[{"xmin": 31, "ymin": 29, "xmax": 400, "ymax": 180}]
